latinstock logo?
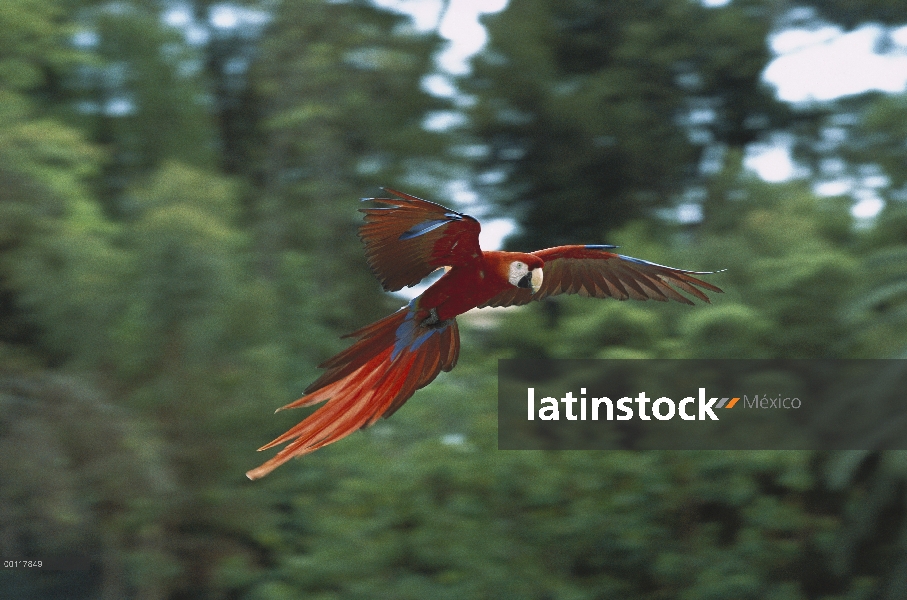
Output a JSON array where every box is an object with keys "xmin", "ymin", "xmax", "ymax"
[
  {"xmin": 526, "ymin": 388, "xmax": 743, "ymax": 422},
  {"xmin": 499, "ymin": 358, "xmax": 901, "ymax": 451}
]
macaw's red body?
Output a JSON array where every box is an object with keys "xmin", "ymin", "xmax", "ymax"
[{"xmin": 246, "ymin": 189, "xmax": 722, "ymax": 479}]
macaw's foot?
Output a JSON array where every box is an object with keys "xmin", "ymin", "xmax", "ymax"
[{"xmin": 421, "ymin": 308, "xmax": 452, "ymax": 329}]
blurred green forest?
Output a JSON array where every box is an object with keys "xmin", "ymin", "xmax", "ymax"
[{"xmin": 3, "ymin": 0, "xmax": 907, "ymax": 598}]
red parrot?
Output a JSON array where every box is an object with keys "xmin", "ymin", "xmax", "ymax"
[{"xmin": 246, "ymin": 189, "xmax": 722, "ymax": 479}]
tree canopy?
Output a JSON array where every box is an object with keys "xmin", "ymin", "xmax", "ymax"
[{"xmin": 3, "ymin": 1, "xmax": 907, "ymax": 598}]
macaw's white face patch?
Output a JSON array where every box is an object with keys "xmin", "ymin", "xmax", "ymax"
[{"xmin": 508, "ymin": 261, "xmax": 528, "ymax": 286}]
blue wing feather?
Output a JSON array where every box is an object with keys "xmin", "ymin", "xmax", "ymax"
[{"xmin": 400, "ymin": 218, "xmax": 453, "ymax": 240}]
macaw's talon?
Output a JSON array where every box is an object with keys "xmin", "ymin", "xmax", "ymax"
[
  {"xmin": 421, "ymin": 308, "xmax": 440, "ymax": 327},
  {"xmin": 247, "ymin": 188, "xmax": 724, "ymax": 479},
  {"xmin": 421, "ymin": 307, "xmax": 453, "ymax": 329}
]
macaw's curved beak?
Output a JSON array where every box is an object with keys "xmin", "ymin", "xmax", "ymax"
[{"xmin": 518, "ymin": 268, "xmax": 544, "ymax": 294}]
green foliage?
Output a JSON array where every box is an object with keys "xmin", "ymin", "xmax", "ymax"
[
  {"xmin": 0, "ymin": 110, "xmax": 116, "ymax": 364},
  {"xmin": 248, "ymin": 434, "xmax": 867, "ymax": 600},
  {"xmin": 465, "ymin": 0, "xmax": 785, "ymax": 249},
  {"xmin": 66, "ymin": 1, "xmax": 219, "ymax": 214},
  {"xmin": 2, "ymin": 0, "xmax": 907, "ymax": 599},
  {"xmin": 847, "ymin": 94, "xmax": 907, "ymax": 190},
  {"xmin": 0, "ymin": 0, "xmax": 81, "ymax": 93},
  {"xmin": 244, "ymin": 0, "xmax": 452, "ymax": 331},
  {"xmin": 0, "ymin": 373, "xmax": 178, "ymax": 598}
]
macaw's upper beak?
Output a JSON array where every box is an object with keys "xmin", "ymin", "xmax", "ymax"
[{"xmin": 530, "ymin": 268, "xmax": 543, "ymax": 294}]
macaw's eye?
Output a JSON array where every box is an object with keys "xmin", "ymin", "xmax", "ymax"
[{"xmin": 508, "ymin": 261, "xmax": 529, "ymax": 287}]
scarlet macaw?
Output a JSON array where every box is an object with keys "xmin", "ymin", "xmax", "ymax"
[{"xmin": 246, "ymin": 189, "xmax": 722, "ymax": 479}]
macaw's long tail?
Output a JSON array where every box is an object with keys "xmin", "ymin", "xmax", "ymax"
[{"xmin": 246, "ymin": 303, "xmax": 460, "ymax": 480}]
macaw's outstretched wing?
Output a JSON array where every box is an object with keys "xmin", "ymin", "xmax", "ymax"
[
  {"xmin": 246, "ymin": 302, "xmax": 460, "ymax": 480},
  {"xmin": 359, "ymin": 188, "xmax": 482, "ymax": 291},
  {"xmin": 480, "ymin": 245, "xmax": 723, "ymax": 308}
]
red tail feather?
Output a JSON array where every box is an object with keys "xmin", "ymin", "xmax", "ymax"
[{"xmin": 246, "ymin": 306, "xmax": 459, "ymax": 480}]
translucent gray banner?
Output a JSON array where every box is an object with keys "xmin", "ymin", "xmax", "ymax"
[{"xmin": 498, "ymin": 359, "xmax": 907, "ymax": 450}]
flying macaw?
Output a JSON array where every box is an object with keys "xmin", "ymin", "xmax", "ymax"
[{"xmin": 246, "ymin": 189, "xmax": 722, "ymax": 479}]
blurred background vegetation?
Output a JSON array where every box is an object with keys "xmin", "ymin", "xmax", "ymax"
[{"xmin": 2, "ymin": 0, "xmax": 907, "ymax": 598}]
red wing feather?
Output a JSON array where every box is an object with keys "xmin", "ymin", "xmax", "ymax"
[
  {"xmin": 246, "ymin": 304, "xmax": 460, "ymax": 480},
  {"xmin": 481, "ymin": 245, "xmax": 723, "ymax": 308},
  {"xmin": 359, "ymin": 188, "xmax": 482, "ymax": 291}
]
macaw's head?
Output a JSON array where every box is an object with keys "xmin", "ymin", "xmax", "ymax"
[{"xmin": 507, "ymin": 255, "xmax": 544, "ymax": 294}]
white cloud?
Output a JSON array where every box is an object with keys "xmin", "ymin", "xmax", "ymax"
[
  {"xmin": 423, "ymin": 110, "xmax": 467, "ymax": 131},
  {"xmin": 744, "ymin": 144, "xmax": 796, "ymax": 182},
  {"xmin": 479, "ymin": 218, "xmax": 515, "ymax": 250},
  {"xmin": 765, "ymin": 25, "xmax": 907, "ymax": 102},
  {"xmin": 815, "ymin": 180, "xmax": 851, "ymax": 196},
  {"xmin": 851, "ymin": 194, "xmax": 884, "ymax": 219},
  {"xmin": 374, "ymin": 0, "xmax": 508, "ymax": 74},
  {"xmin": 422, "ymin": 73, "xmax": 457, "ymax": 97},
  {"xmin": 436, "ymin": 0, "xmax": 508, "ymax": 74},
  {"xmin": 210, "ymin": 5, "xmax": 238, "ymax": 29},
  {"xmin": 164, "ymin": 7, "xmax": 192, "ymax": 28}
]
